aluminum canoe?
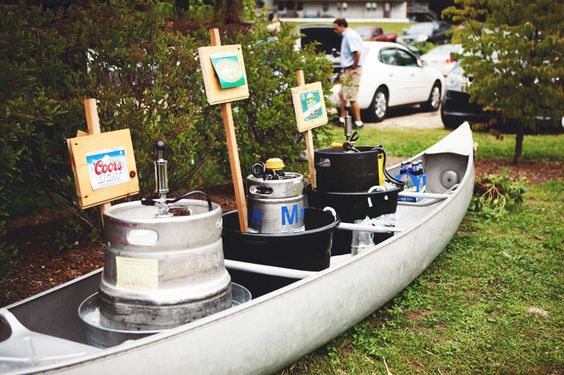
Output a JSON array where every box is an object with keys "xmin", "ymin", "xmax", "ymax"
[{"xmin": 0, "ymin": 123, "xmax": 475, "ymax": 375}]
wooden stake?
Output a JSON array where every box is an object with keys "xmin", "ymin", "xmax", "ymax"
[
  {"xmin": 83, "ymin": 98, "xmax": 110, "ymax": 223},
  {"xmin": 296, "ymin": 70, "xmax": 317, "ymax": 189},
  {"xmin": 209, "ymin": 29, "xmax": 248, "ymax": 232}
]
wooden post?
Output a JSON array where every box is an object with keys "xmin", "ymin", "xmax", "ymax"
[
  {"xmin": 209, "ymin": 29, "xmax": 248, "ymax": 232},
  {"xmin": 296, "ymin": 70, "xmax": 317, "ymax": 189},
  {"xmin": 83, "ymin": 98, "xmax": 110, "ymax": 222}
]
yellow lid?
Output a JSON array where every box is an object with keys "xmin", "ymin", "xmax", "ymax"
[
  {"xmin": 265, "ymin": 158, "xmax": 285, "ymax": 171},
  {"xmin": 331, "ymin": 142, "xmax": 343, "ymax": 148}
]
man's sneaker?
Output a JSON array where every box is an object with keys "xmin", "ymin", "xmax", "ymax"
[
  {"xmin": 354, "ymin": 121, "xmax": 364, "ymax": 129},
  {"xmin": 338, "ymin": 117, "xmax": 345, "ymax": 125}
]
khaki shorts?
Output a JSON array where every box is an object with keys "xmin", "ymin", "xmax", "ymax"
[{"xmin": 339, "ymin": 67, "xmax": 362, "ymax": 102}]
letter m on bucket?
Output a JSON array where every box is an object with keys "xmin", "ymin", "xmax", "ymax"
[{"xmin": 281, "ymin": 204, "xmax": 299, "ymax": 225}]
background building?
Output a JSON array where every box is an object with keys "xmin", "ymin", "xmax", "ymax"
[
  {"xmin": 266, "ymin": 0, "xmax": 408, "ymax": 19},
  {"xmin": 260, "ymin": 0, "xmax": 452, "ymax": 21}
]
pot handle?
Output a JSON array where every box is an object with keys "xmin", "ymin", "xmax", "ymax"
[
  {"xmin": 367, "ymin": 185, "xmax": 386, "ymax": 207},
  {"xmin": 323, "ymin": 206, "xmax": 337, "ymax": 218},
  {"xmin": 316, "ymin": 158, "xmax": 331, "ymax": 168}
]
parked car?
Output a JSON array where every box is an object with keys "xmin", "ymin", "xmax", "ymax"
[
  {"xmin": 296, "ymin": 24, "xmax": 341, "ymax": 72},
  {"xmin": 331, "ymin": 42, "xmax": 445, "ymax": 122},
  {"xmin": 441, "ymin": 61, "xmax": 563, "ymax": 132},
  {"xmin": 440, "ymin": 62, "xmax": 488, "ymax": 129},
  {"xmin": 420, "ymin": 43, "xmax": 462, "ymax": 76},
  {"xmin": 353, "ymin": 26, "xmax": 397, "ymax": 42},
  {"xmin": 397, "ymin": 21, "xmax": 452, "ymax": 45}
]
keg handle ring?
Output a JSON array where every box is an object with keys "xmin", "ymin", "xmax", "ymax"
[
  {"xmin": 251, "ymin": 163, "xmax": 265, "ymax": 178},
  {"xmin": 251, "ymin": 163, "xmax": 285, "ymax": 180}
]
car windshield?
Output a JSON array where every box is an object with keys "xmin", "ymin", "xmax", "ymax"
[
  {"xmin": 406, "ymin": 23, "xmax": 434, "ymax": 35},
  {"xmin": 300, "ymin": 27, "xmax": 342, "ymax": 54}
]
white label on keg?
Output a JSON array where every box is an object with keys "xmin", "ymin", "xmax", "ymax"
[
  {"xmin": 86, "ymin": 147, "xmax": 130, "ymax": 190},
  {"xmin": 115, "ymin": 256, "xmax": 158, "ymax": 291}
]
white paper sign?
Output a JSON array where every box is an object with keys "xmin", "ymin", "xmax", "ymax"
[
  {"xmin": 86, "ymin": 147, "xmax": 130, "ymax": 190},
  {"xmin": 115, "ymin": 256, "xmax": 159, "ymax": 291}
]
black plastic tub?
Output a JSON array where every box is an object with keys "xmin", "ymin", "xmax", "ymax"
[
  {"xmin": 305, "ymin": 183, "xmax": 403, "ymax": 255},
  {"xmin": 315, "ymin": 146, "xmax": 383, "ymax": 192},
  {"xmin": 222, "ymin": 207, "xmax": 339, "ymax": 297}
]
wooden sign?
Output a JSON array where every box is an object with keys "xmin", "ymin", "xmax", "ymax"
[
  {"xmin": 201, "ymin": 28, "xmax": 249, "ymax": 232},
  {"xmin": 291, "ymin": 81, "xmax": 328, "ymax": 133},
  {"xmin": 67, "ymin": 129, "xmax": 139, "ymax": 209},
  {"xmin": 198, "ymin": 44, "xmax": 249, "ymax": 105}
]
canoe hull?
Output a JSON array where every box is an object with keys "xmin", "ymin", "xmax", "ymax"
[{"xmin": 2, "ymin": 125, "xmax": 475, "ymax": 375}]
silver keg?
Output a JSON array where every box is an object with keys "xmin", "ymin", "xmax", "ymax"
[
  {"xmin": 98, "ymin": 198, "xmax": 231, "ymax": 330},
  {"xmin": 247, "ymin": 159, "xmax": 305, "ymax": 234}
]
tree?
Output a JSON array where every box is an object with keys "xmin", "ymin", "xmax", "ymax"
[
  {"xmin": 444, "ymin": 0, "xmax": 564, "ymax": 164},
  {"xmin": 0, "ymin": 1, "xmax": 333, "ymax": 275}
]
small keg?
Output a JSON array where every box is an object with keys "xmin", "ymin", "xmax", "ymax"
[
  {"xmin": 247, "ymin": 158, "xmax": 305, "ymax": 234},
  {"xmin": 98, "ymin": 198, "xmax": 231, "ymax": 330},
  {"xmin": 97, "ymin": 142, "xmax": 231, "ymax": 331}
]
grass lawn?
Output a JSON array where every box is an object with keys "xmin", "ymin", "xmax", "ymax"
[
  {"xmin": 280, "ymin": 127, "xmax": 564, "ymax": 374},
  {"xmin": 323, "ymin": 126, "xmax": 564, "ymax": 161}
]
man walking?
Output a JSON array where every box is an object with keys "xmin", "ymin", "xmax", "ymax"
[{"xmin": 333, "ymin": 18, "xmax": 365, "ymax": 129}]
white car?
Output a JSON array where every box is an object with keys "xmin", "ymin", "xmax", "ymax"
[
  {"xmin": 420, "ymin": 44, "xmax": 462, "ymax": 76},
  {"xmin": 332, "ymin": 42, "xmax": 445, "ymax": 122}
]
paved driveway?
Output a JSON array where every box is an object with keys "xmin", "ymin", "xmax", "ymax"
[{"xmin": 364, "ymin": 105, "xmax": 443, "ymax": 129}]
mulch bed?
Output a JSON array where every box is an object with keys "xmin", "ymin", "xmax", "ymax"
[{"xmin": 1, "ymin": 158, "xmax": 562, "ymax": 307}]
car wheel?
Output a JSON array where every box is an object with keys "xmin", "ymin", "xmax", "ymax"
[
  {"xmin": 441, "ymin": 112, "xmax": 462, "ymax": 129},
  {"xmin": 366, "ymin": 88, "xmax": 388, "ymax": 122},
  {"xmin": 422, "ymin": 82, "xmax": 441, "ymax": 112}
]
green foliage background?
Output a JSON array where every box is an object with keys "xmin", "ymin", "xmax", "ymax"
[
  {"xmin": 444, "ymin": 1, "xmax": 564, "ymax": 132},
  {"xmin": 0, "ymin": 1, "xmax": 333, "ymax": 275}
]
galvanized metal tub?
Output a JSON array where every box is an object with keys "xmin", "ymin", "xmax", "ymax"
[
  {"xmin": 79, "ymin": 283, "xmax": 251, "ymax": 348},
  {"xmin": 98, "ymin": 199, "xmax": 231, "ymax": 330},
  {"xmin": 247, "ymin": 172, "xmax": 305, "ymax": 233}
]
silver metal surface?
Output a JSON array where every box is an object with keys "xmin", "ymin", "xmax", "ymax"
[
  {"xmin": 337, "ymin": 222, "xmax": 402, "ymax": 233},
  {"xmin": 440, "ymin": 169, "xmax": 460, "ymax": 190},
  {"xmin": 0, "ymin": 124, "xmax": 474, "ymax": 375},
  {"xmin": 98, "ymin": 199, "xmax": 231, "ymax": 330},
  {"xmin": 398, "ymin": 191, "xmax": 450, "ymax": 200},
  {"xmin": 0, "ymin": 310, "xmax": 99, "ymax": 373},
  {"xmin": 224, "ymin": 260, "xmax": 318, "ymax": 280},
  {"xmin": 247, "ymin": 173, "xmax": 305, "ymax": 233},
  {"xmin": 78, "ymin": 284, "xmax": 251, "ymax": 348}
]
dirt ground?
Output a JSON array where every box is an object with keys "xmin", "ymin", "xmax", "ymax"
[{"xmin": 1, "ymin": 157, "xmax": 561, "ymax": 307}]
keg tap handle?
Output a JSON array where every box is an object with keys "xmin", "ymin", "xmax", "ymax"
[
  {"xmin": 154, "ymin": 141, "xmax": 169, "ymax": 200},
  {"xmin": 344, "ymin": 113, "xmax": 352, "ymax": 141},
  {"xmin": 153, "ymin": 141, "xmax": 170, "ymax": 216},
  {"xmin": 343, "ymin": 115, "xmax": 360, "ymax": 152}
]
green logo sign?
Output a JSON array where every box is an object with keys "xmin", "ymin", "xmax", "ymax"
[
  {"xmin": 210, "ymin": 52, "xmax": 246, "ymax": 89},
  {"xmin": 300, "ymin": 90, "xmax": 323, "ymax": 121}
]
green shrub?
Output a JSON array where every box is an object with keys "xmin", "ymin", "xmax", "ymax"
[
  {"xmin": 0, "ymin": 1, "xmax": 333, "ymax": 275},
  {"xmin": 470, "ymin": 173, "xmax": 526, "ymax": 220}
]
